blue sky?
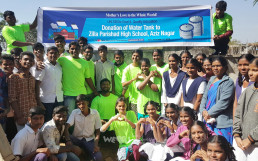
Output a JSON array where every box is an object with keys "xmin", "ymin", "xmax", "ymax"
[{"xmin": 1, "ymin": 0, "xmax": 257, "ymax": 43}]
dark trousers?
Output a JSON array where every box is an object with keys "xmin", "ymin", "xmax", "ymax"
[
  {"xmin": 42, "ymin": 99, "xmax": 63, "ymax": 122},
  {"xmin": 70, "ymin": 135, "xmax": 103, "ymax": 161},
  {"xmin": 5, "ymin": 117, "xmax": 17, "ymax": 143},
  {"xmin": 213, "ymin": 37, "xmax": 230, "ymax": 55}
]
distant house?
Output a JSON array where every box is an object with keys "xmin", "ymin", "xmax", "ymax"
[{"xmin": 53, "ymin": 29, "xmax": 75, "ymax": 40}]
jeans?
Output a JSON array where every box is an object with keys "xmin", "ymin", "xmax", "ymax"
[
  {"xmin": 43, "ymin": 99, "xmax": 63, "ymax": 122},
  {"xmin": 70, "ymin": 135, "xmax": 103, "ymax": 161},
  {"xmin": 56, "ymin": 152, "xmax": 80, "ymax": 161},
  {"xmin": 64, "ymin": 95, "xmax": 77, "ymax": 114}
]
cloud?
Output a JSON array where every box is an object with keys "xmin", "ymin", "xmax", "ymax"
[
  {"xmin": 71, "ymin": 24, "xmax": 78, "ymax": 29},
  {"xmin": 50, "ymin": 23, "xmax": 58, "ymax": 29},
  {"xmin": 57, "ymin": 21, "xmax": 67, "ymax": 26}
]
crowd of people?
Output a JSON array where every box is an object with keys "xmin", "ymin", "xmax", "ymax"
[{"xmin": 0, "ymin": 1, "xmax": 257, "ymax": 161}]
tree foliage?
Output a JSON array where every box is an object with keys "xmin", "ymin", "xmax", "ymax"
[
  {"xmin": 0, "ymin": 12, "xmax": 7, "ymax": 43},
  {"xmin": 254, "ymin": 0, "xmax": 258, "ymax": 5}
]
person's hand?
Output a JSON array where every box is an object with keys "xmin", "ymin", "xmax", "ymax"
[
  {"xmin": 93, "ymin": 90, "xmax": 100, "ymax": 96},
  {"xmin": 49, "ymin": 155, "xmax": 58, "ymax": 161},
  {"xmin": 153, "ymin": 70, "xmax": 162, "ymax": 78},
  {"xmin": 163, "ymin": 120, "xmax": 173, "ymax": 131},
  {"xmin": 242, "ymin": 138, "xmax": 252, "ymax": 150},
  {"xmin": 93, "ymin": 144, "xmax": 100, "ymax": 153},
  {"xmin": 111, "ymin": 114, "xmax": 121, "ymax": 122},
  {"xmin": 101, "ymin": 120, "xmax": 107, "ymax": 125},
  {"xmin": 36, "ymin": 148, "xmax": 50, "ymax": 157},
  {"xmin": 213, "ymin": 35, "xmax": 219, "ymax": 40},
  {"xmin": 138, "ymin": 118, "xmax": 147, "ymax": 124},
  {"xmin": 134, "ymin": 73, "xmax": 141, "ymax": 81},
  {"xmin": 157, "ymin": 119, "xmax": 164, "ymax": 127},
  {"xmin": 146, "ymin": 117, "xmax": 155, "ymax": 126},
  {"xmin": 120, "ymin": 114, "xmax": 128, "ymax": 122},
  {"xmin": 70, "ymin": 145, "xmax": 82, "ymax": 156},
  {"xmin": 191, "ymin": 150, "xmax": 209, "ymax": 161},
  {"xmin": 235, "ymin": 137, "xmax": 244, "ymax": 150},
  {"xmin": 149, "ymin": 71, "xmax": 156, "ymax": 78},
  {"xmin": 66, "ymin": 140, "xmax": 73, "ymax": 146},
  {"xmin": 202, "ymin": 110, "xmax": 210, "ymax": 121},
  {"xmin": 179, "ymin": 130, "xmax": 189, "ymax": 139},
  {"xmin": 36, "ymin": 61, "xmax": 45, "ymax": 70}
]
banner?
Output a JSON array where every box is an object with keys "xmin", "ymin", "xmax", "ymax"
[{"xmin": 37, "ymin": 6, "xmax": 214, "ymax": 49}]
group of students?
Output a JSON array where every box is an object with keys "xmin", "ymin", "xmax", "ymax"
[
  {"xmin": 0, "ymin": 32, "xmax": 257, "ymax": 161},
  {"xmin": 0, "ymin": 1, "xmax": 257, "ymax": 160}
]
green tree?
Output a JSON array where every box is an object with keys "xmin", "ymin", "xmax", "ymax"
[
  {"xmin": 254, "ymin": 0, "xmax": 258, "ymax": 5},
  {"xmin": 0, "ymin": 12, "xmax": 7, "ymax": 43},
  {"xmin": 23, "ymin": 22, "xmax": 37, "ymax": 43}
]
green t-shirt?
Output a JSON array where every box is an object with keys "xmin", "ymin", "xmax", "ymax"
[
  {"xmin": 213, "ymin": 13, "xmax": 233, "ymax": 37},
  {"xmin": 136, "ymin": 76, "xmax": 161, "ymax": 114},
  {"xmin": 121, "ymin": 64, "xmax": 141, "ymax": 104},
  {"xmin": 150, "ymin": 63, "xmax": 169, "ymax": 76},
  {"xmin": 2, "ymin": 24, "xmax": 30, "ymax": 54},
  {"xmin": 91, "ymin": 93, "xmax": 118, "ymax": 120},
  {"xmin": 109, "ymin": 111, "xmax": 137, "ymax": 147},
  {"xmin": 57, "ymin": 56, "xmax": 90, "ymax": 96},
  {"xmin": 85, "ymin": 60, "xmax": 95, "ymax": 94},
  {"xmin": 114, "ymin": 62, "xmax": 128, "ymax": 97}
]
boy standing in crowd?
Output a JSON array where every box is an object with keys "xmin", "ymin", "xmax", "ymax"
[
  {"xmin": 31, "ymin": 42, "xmax": 45, "ymax": 77},
  {"xmin": 78, "ymin": 37, "xmax": 88, "ymax": 58},
  {"xmin": 0, "ymin": 55, "xmax": 17, "ymax": 142},
  {"xmin": 11, "ymin": 107, "xmax": 50, "ymax": 161},
  {"xmin": 10, "ymin": 48, "xmax": 23, "ymax": 73},
  {"xmin": 213, "ymin": 0, "xmax": 233, "ymax": 55},
  {"xmin": 2, "ymin": 10, "xmax": 37, "ymax": 54},
  {"xmin": 122, "ymin": 50, "xmax": 142, "ymax": 115},
  {"xmin": 54, "ymin": 34, "xmax": 69, "ymax": 57},
  {"xmin": 95, "ymin": 45, "xmax": 115, "ymax": 93},
  {"xmin": 36, "ymin": 46, "xmax": 63, "ymax": 122},
  {"xmin": 114, "ymin": 50, "xmax": 128, "ymax": 97},
  {"xmin": 82, "ymin": 45, "xmax": 96, "ymax": 96},
  {"xmin": 57, "ymin": 42, "xmax": 97, "ymax": 113},
  {"xmin": 8, "ymin": 51, "xmax": 42, "ymax": 131}
]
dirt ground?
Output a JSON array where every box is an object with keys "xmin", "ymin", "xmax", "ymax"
[{"xmin": 79, "ymin": 141, "xmax": 119, "ymax": 161}]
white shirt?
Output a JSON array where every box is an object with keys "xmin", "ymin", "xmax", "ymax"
[
  {"xmin": 181, "ymin": 79, "xmax": 207, "ymax": 109},
  {"xmin": 161, "ymin": 70, "xmax": 182, "ymax": 105},
  {"xmin": 35, "ymin": 59, "xmax": 63, "ymax": 103},
  {"xmin": 95, "ymin": 59, "xmax": 115, "ymax": 91},
  {"xmin": 11, "ymin": 124, "xmax": 42, "ymax": 157},
  {"xmin": 41, "ymin": 119, "xmax": 65, "ymax": 154},
  {"xmin": 67, "ymin": 109, "xmax": 102, "ymax": 141}
]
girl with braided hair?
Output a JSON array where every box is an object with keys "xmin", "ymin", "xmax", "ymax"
[{"xmin": 189, "ymin": 121, "xmax": 214, "ymax": 161}]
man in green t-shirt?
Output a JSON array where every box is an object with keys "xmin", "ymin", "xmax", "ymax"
[
  {"xmin": 82, "ymin": 45, "xmax": 95, "ymax": 96},
  {"xmin": 114, "ymin": 50, "xmax": 128, "ymax": 97},
  {"xmin": 212, "ymin": 1, "xmax": 233, "ymax": 55},
  {"xmin": 91, "ymin": 78, "xmax": 118, "ymax": 124},
  {"xmin": 2, "ymin": 10, "xmax": 37, "ymax": 54},
  {"xmin": 121, "ymin": 50, "xmax": 143, "ymax": 116},
  {"xmin": 57, "ymin": 42, "xmax": 97, "ymax": 113}
]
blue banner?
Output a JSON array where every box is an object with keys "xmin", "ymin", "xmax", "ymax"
[{"xmin": 37, "ymin": 6, "xmax": 213, "ymax": 48}]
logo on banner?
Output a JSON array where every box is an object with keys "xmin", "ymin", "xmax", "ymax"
[{"xmin": 48, "ymin": 21, "xmax": 79, "ymax": 40}]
